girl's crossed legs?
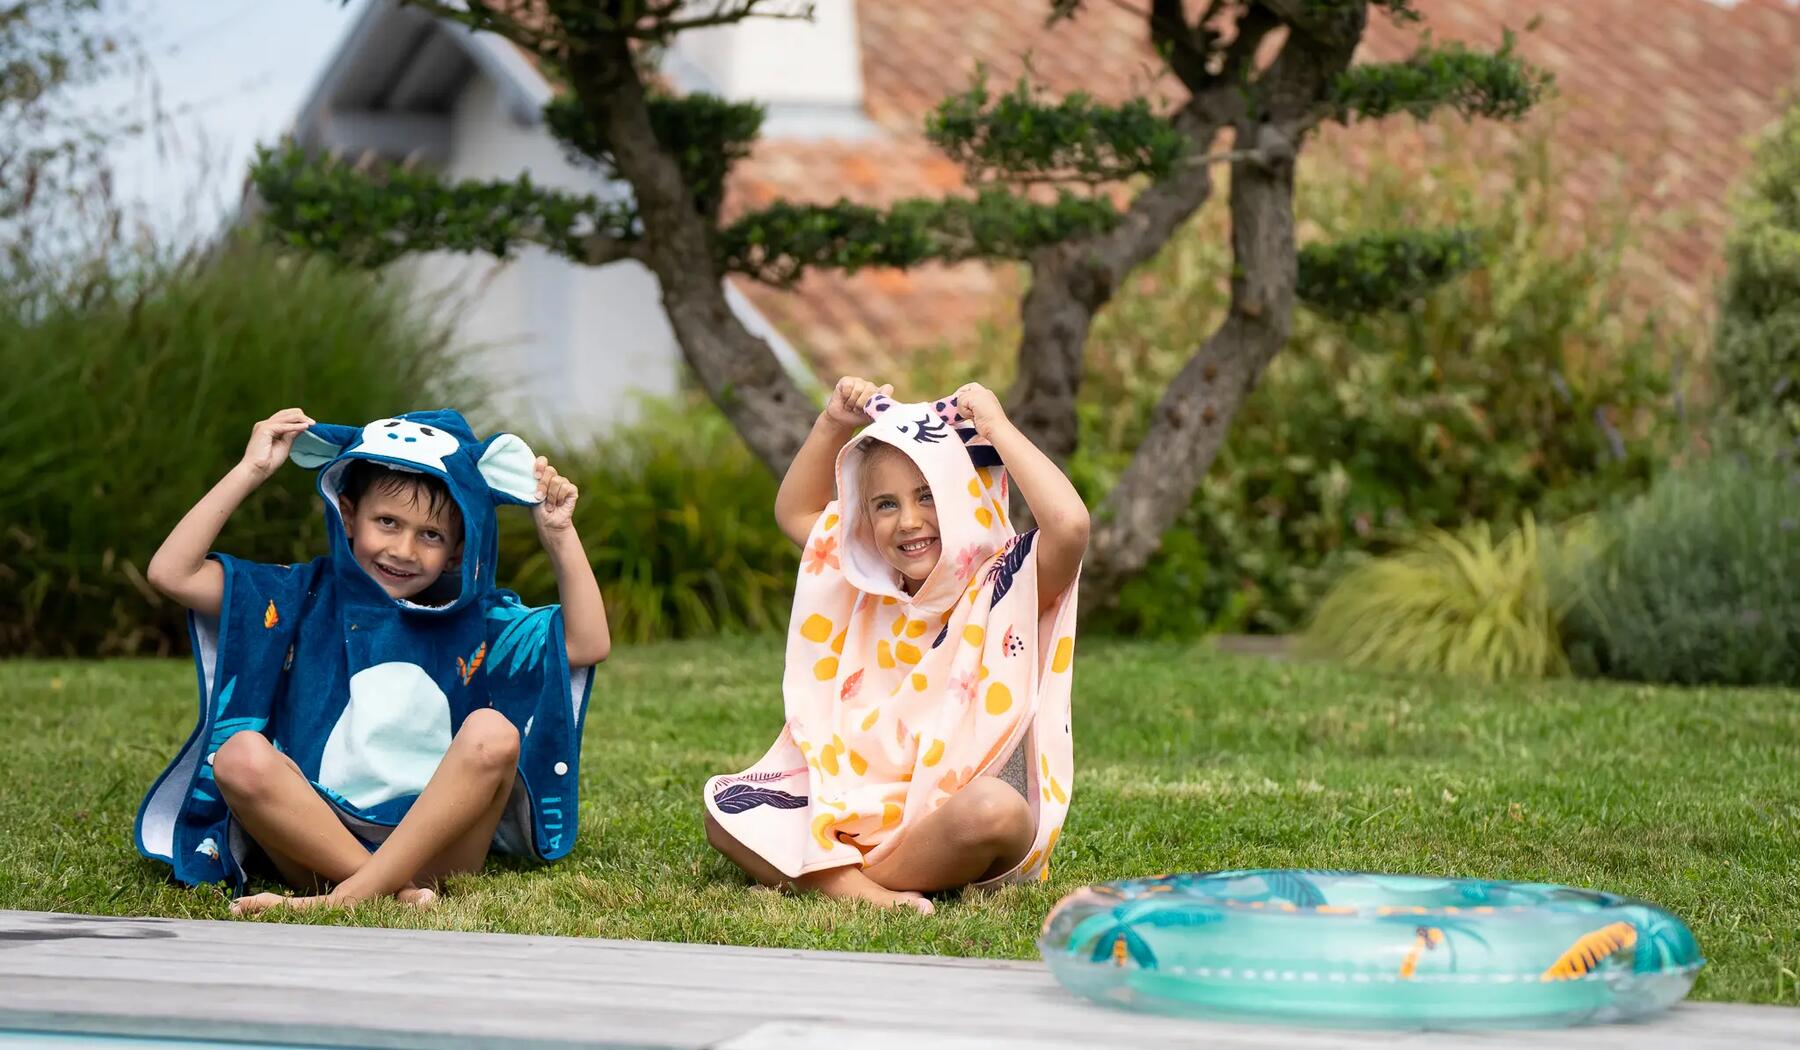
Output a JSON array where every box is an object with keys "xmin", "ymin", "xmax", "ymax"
[{"xmin": 704, "ymin": 777, "xmax": 1035, "ymax": 915}]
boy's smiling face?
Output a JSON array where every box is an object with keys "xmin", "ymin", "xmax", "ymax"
[
  {"xmin": 860, "ymin": 446, "xmax": 939, "ymax": 588},
  {"xmin": 338, "ymin": 483, "xmax": 463, "ymax": 601}
]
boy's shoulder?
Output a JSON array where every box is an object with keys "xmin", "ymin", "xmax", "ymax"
[{"xmin": 210, "ymin": 553, "xmax": 331, "ymax": 599}]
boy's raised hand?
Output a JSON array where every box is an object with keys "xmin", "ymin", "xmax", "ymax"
[
  {"xmin": 240, "ymin": 408, "xmax": 315, "ymax": 481},
  {"xmin": 531, "ymin": 455, "xmax": 579, "ymax": 534},
  {"xmin": 824, "ymin": 376, "xmax": 892, "ymax": 428}
]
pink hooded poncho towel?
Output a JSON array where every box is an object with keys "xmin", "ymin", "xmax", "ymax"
[{"xmin": 703, "ymin": 392, "xmax": 1078, "ymax": 885}]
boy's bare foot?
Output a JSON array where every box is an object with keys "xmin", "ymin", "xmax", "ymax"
[
  {"xmin": 229, "ymin": 883, "xmax": 436, "ymax": 916},
  {"xmin": 799, "ymin": 866, "xmax": 935, "ymax": 915}
]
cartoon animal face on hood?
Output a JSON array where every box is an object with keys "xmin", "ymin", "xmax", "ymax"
[
  {"xmin": 288, "ymin": 409, "xmax": 540, "ymax": 614},
  {"xmin": 834, "ymin": 392, "xmax": 1011, "ymax": 616}
]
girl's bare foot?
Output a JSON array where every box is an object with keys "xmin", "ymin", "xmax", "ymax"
[{"xmin": 800, "ymin": 866, "xmax": 935, "ymax": 915}]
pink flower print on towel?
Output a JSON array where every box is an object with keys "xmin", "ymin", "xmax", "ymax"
[
  {"xmin": 803, "ymin": 533, "xmax": 840, "ymax": 575},
  {"xmin": 953, "ymin": 543, "xmax": 990, "ymax": 585}
]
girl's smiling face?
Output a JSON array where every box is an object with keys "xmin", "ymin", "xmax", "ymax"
[
  {"xmin": 860, "ymin": 446, "xmax": 939, "ymax": 589},
  {"xmin": 338, "ymin": 484, "xmax": 462, "ymax": 600}
]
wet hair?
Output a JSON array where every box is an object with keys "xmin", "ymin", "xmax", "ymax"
[{"xmin": 339, "ymin": 460, "xmax": 462, "ymax": 542}]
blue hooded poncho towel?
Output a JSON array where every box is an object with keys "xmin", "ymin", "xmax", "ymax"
[{"xmin": 135, "ymin": 410, "xmax": 594, "ymax": 888}]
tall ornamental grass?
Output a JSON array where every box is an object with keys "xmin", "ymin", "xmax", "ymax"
[
  {"xmin": 0, "ymin": 240, "xmax": 477, "ymax": 655},
  {"xmin": 1302, "ymin": 516, "xmax": 1572, "ymax": 682}
]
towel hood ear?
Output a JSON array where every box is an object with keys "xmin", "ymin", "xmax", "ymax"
[
  {"xmin": 866, "ymin": 390, "xmax": 1004, "ymax": 469},
  {"xmin": 475, "ymin": 433, "xmax": 542, "ymax": 506},
  {"xmin": 288, "ymin": 423, "xmax": 361, "ymax": 469}
]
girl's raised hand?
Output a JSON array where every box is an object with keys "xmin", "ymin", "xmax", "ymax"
[
  {"xmin": 240, "ymin": 408, "xmax": 315, "ymax": 481},
  {"xmin": 824, "ymin": 376, "xmax": 892, "ymax": 427},
  {"xmin": 950, "ymin": 383, "xmax": 1008, "ymax": 439}
]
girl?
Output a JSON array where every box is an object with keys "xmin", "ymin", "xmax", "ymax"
[{"xmin": 703, "ymin": 378, "xmax": 1086, "ymax": 913}]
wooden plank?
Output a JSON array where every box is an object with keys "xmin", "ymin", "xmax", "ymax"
[{"xmin": 1, "ymin": 911, "xmax": 1793, "ymax": 1050}]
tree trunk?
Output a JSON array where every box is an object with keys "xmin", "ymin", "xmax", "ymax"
[
  {"xmin": 568, "ymin": 38, "xmax": 814, "ymax": 477},
  {"xmin": 1082, "ymin": 131, "xmax": 1300, "ymax": 611},
  {"xmin": 1007, "ymin": 110, "xmax": 1234, "ymax": 472}
]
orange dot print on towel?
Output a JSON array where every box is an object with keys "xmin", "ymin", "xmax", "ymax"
[
  {"xmin": 800, "ymin": 613, "xmax": 833, "ymax": 643},
  {"xmin": 1039, "ymin": 753, "xmax": 1069, "ymax": 805}
]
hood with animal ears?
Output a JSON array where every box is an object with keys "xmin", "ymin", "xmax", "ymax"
[
  {"xmin": 833, "ymin": 391, "xmax": 1011, "ymax": 616},
  {"xmin": 287, "ymin": 409, "xmax": 541, "ymax": 614}
]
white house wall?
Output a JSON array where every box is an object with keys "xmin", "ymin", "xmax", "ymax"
[{"xmin": 399, "ymin": 74, "xmax": 683, "ymax": 448}]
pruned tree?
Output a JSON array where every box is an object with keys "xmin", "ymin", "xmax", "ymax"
[{"xmin": 251, "ymin": 0, "xmax": 1547, "ymax": 608}]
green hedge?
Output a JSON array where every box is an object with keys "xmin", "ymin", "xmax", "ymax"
[
  {"xmin": 0, "ymin": 240, "xmax": 478, "ymax": 656},
  {"xmin": 1714, "ymin": 96, "xmax": 1800, "ymax": 443},
  {"xmin": 1555, "ymin": 461, "xmax": 1800, "ymax": 688}
]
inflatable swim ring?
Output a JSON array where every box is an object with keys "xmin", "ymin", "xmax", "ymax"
[{"xmin": 1038, "ymin": 869, "xmax": 1701, "ymax": 1028}]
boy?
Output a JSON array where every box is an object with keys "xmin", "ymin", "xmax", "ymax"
[{"xmin": 139, "ymin": 407, "xmax": 608, "ymax": 913}]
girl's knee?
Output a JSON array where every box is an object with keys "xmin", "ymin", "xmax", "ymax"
[
  {"xmin": 954, "ymin": 779, "xmax": 1033, "ymax": 849},
  {"xmin": 212, "ymin": 731, "xmax": 281, "ymax": 798},
  {"xmin": 455, "ymin": 708, "xmax": 521, "ymax": 775}
]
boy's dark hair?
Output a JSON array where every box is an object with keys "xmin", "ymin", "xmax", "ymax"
[{"xmin": 340, "ymin": 460, "xmax": 462, "ymax": 541}]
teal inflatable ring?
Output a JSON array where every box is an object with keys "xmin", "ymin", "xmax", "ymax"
[{"xmin": 1038, "ymin": 869, "xmax": 1702, "ymax": 1029}]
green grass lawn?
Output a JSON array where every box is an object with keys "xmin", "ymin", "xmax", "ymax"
[{"xmin": 1, "ymin": 639, "xmax": 1795, "ymax": 1004}]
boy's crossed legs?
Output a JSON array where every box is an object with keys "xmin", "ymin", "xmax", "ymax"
[
  {"xmin": 214, "ymin": 708, "xmax": 520, "ymax": 915},
  {"xmin": 704, "ymin": 777, "xmax": 1034, "ymax": 916}
]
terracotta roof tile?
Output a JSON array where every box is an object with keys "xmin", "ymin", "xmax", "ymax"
[{"xmin": 724, "ymin": 0, "xmax": 1800, "ymax": 369}]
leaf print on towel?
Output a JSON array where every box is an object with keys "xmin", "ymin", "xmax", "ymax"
[
  {"xmin": 983, "ymin": 529, "xmax": 1037, "ymax": 607},
  {"xmin": 803, "ymin": 533, "xmax": 840, "ymax": 575},
  {"xmin": 486, "ymin": 595, "xmax": 557, "ymax": 677},
  {"xmin": 713, "ymin": 783, "xmax": 810, "ymax": 814},
  {"xmin": 716, "ymin": 768, "xmax": 806, "ymax": 787},
  {"xmin": 840, "ymin": 668, "xmax": 865, "ymax": 702}
]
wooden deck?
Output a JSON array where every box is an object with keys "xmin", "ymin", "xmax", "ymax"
[{"xmin": 1, "ymin": 911, "xmax": 1793, "ymax": 1049}]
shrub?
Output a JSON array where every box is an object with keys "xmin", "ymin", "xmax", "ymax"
[
  {"xmin": 497, "ymin": 397, "xmax": 797, "ymax": 645},
  {"xmin": 1714, "ymin": 96, "xmax": 1800, "ymax": 443},
  {"xmin": 1554, "ymin": 460, "xmax": 1800, "ymax": 688},
  {"xmin": 1301, "ymin": 516, "xmax": 1570, "ymax": 682},
  {"xmin": 0, "ymin": 239, "xmax": 478, "ymax": 656}
]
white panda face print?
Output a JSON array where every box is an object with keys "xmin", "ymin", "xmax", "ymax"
[
  {"xmin": 317, "ymin": 662, "xmax": 452, "ymax": 810},
  {"xmin": 356, "ymin": 418, "xmax": 462, "ymax": 471}
]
